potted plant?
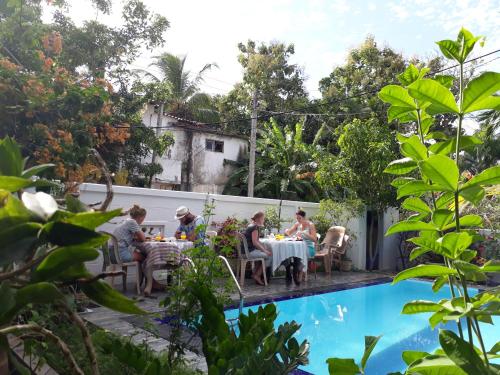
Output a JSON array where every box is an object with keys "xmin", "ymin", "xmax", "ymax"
[{"xmin": 340, "ymin": 255, "xmax": 352, "ymax": 272}]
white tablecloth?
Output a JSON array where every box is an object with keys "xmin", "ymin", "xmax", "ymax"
[{"xmin": 261, "ymin": 239, "xmax": 309, "ymax": 273}]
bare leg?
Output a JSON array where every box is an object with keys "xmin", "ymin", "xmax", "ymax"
[
  {"xmin": 144, "ymin": 266, "xmax": 154, "ymax": 296},
  {"xmin": 252, "ymin": 263, "xmax": 264, "ymax": 285}
]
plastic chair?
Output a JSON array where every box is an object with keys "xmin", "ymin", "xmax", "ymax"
[
  {"xmin": 312, "ymin": 226, "xmax": 346, "ymax": 278},
  {"xmin": 235, "ymin": 232, "xmax": 268, "ymax": 286},
  {"xmin": 99, "ymin": 231, "xmax": 143, "ymax": 295}
]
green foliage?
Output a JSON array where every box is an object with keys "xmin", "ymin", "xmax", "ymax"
[
  {"xmin": 223, "ymin": 118, "xmax": 324, "ymax": 201},
  {"xmin": 326, "ymin": 335, "xmax": 381, "ymax": 375},
  {"xmin": 0, "ymin": 137, "xmax": 144, "ymax": 372},
  {"xmin": 310, "ymin": 198, "xmax": 364, "ymax": 238},
  {"xmin": 323, "ymin": 28, "xmax": 497, "ymax": 373},
  {"xmin": 379, "ymin": 27, "xmax": 500, "ymax": 373},
  {"xmin": 189, "ymin": 281, "xmax": 309, "ymax": 374},
  {"xmin": 218, "ymin": 40, "xmax": 308, "ymax": 135}
]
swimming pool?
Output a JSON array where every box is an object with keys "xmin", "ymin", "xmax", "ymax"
[{"xmin": 224, "ymin": 279, "xmax": 499, "ymax": 374}]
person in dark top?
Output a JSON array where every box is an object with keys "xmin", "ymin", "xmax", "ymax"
[{"xmin": 244, "ymin": 211, "xmax": 272, "ymax": 285}]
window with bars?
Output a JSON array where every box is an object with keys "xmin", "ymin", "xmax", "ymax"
[{"xmin": 205, "ymin": 139, "xmax": 224, "ymax": 153}]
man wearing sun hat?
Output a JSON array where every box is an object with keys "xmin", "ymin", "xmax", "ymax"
[{"xmin": 174, "ymin": 206, "xmax": 206, "ymax": 244}]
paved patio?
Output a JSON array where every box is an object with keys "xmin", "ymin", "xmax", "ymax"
[{"xmin": 81, "ymin": 271, "xmax": 391, "ymax": 372}]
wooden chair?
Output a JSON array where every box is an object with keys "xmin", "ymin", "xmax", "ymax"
[
  {"xmin": 99, "ymin": 231, "xmax": 143, "ymax": 295},
  {"xmin": 312, "ymin": 226, "xmax": 346, "ymax": 278},
  {"xmin": 235, "ymin": 232, "xmax": 268, "ymax": 286}
]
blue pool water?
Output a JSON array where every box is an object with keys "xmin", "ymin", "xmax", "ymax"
[{"xmin": 224, "ymin": 280, "xmax": 499, "ymax": 374}]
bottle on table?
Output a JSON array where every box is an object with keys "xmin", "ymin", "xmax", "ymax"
[{"xmin": 180, "ymin": 231, "xmax": 187, "ymax": 240}]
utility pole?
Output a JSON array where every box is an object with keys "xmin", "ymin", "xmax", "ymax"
[
  {"xmin": 150, "ymin": 102, "xmax": 164, "ymax": 187},
  {"xmin": 248, "ymin": 91, "xmax": 257, "ymax": 197}
]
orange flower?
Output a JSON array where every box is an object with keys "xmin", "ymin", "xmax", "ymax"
[{"xmin": 0, "ymin": 58, "xmax": 18, "ymax": 71}]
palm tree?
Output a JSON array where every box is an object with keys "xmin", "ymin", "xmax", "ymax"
[
  {"xmin": 140, "ymin": 53, "xmax": 219, "ymax": 123},
  {"xmin": 223, "ymin": 118, "xmax": 324, "ymax": 202}
]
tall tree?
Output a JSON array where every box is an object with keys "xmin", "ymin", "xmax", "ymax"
[
  {"xmin": 138, "ymin": 53, "xmax": 219, "ymax": 123},
  {"xmin": 316, "ymin": 117, "xmax": 399, "ymax": 269},
  {"xmin": 217, "ymin": 40, "xmax": 309, "ymax": 135},
  {"xmin": 223, "ymin": 118, "xmax": 323, "ymax": 202},
  {"xmin": 0, "ymin": 0, "xmax": 169, "ymax": 184}
]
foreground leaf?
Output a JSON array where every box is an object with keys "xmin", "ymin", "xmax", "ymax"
[
  {"xmin": 386, "ymin": 221, "xmax": 437, "ymax": 236},
  {"xmin": 461, "ymin": 166, "xmax": 500, "ymax": 189},
  {"xmin": 393, "ymin": 265, "xmax": 457, "ymax": 284},
  {"xmin": 462, "ymin": 72, "xmax": 500, "ymax": 113},
  {"xmin": 439, "ymin": 330, "xmax": 487, "ymax": 374},
  {"xmin": 326, "ymin": 357, "xmax": 359, "ymax": 375},
  {"xmin": 402, "ymin": 301, "xmax": 442, "ymax": 314},
  {"xmin": 44, "ymin": 222, "xmax": 109, "ymax": 247},
  {"xmin": 402, "ymin": 350, "xmax": 430, "ymax": 366},
  {"xmin": 361, "ymin": 336, "xmax": 381, "ymax": 371},
  {"xmin": 420, "ymin": 155, "xmax": 459, "ymax": 192},
  {"xmin": 407, "ymin": 354, "xmax": 467, "ymax": 374},
  {"xmin": 384, "ymin": 158, "xmax": 418, "ymax": 175},
  {"xmin": 0, "ymin": 223, "xmax": 42, "ymax": 266},
  {"xmin": 81, "ymin": 280, "xmax": 146, "ymax": 315},
  {"xmin": 408, "ymin": 79, "xmax": 459, "ymax": 114},
  {"xmin": 62, "ymin": 208, "xmax": 122, "ymax": 230},
  {"xmin": 33, "ymin": 246, "xmax": 100, "ymax": 282}
]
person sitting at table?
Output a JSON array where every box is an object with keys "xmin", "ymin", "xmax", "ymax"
[
  {"xmin": 113, "ymin": 204, "xmax": 147, "ymax": 263},
  {"xmin": 174, "ymin": 206, "xmax": 206, "ymax": 244},
  {"xmin": 284, "ymin": 209, "xmax": 317, "ymax": 284},
  {"xmin": 244, "ymin": 211, "xmax": 272, "ymax": 286}
]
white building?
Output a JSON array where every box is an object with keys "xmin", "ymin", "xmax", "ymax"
[{"xmin": 142, "ymin": 105, "xmax": 248, "ymax": 194}]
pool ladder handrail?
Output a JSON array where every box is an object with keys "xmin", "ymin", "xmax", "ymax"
[
  {"xmin": 181, "ymin": 255, "xmax": 244, "ymax": 317},
  {"xmin": 218, "ymin": 255, "xmax": 244, "ymax": 316}
]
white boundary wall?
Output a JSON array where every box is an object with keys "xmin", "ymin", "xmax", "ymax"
[{"xmin": 79, "ymin": 183, "xmax": 371, "ymax": 276}]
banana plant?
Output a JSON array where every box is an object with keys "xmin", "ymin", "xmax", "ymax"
[{"xmin": 378, "ymin": 28, "xmax": 500, "ymax": 373}]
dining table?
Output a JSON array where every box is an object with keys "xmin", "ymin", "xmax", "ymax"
[
  {"xmin": 260, "ymin": 238, "xmax": 309, "ymax": 274},
  {"xmin": 142, "ymin": 239, "xmax": 194, "ymax": 295}
]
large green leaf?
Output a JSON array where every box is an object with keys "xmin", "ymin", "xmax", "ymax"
[
  {"xmin": 436, "ymin": 39, "xmax": 461, "ymax": 62},
  {"xmin": 62, "ymin": 208, "xmax": 121, "ymax": 230},
  {"xmin": 432, "ymin": 209, "xmax": 454, "ymax": 230},
  {"xmin": 393, "ymin": 264, "xmax": 457, "ymax": 284},
  {"xmin": 65, "ymin": 194, "xmax": 90, "ymax": 213},
  {"xmin": 465, "ymin": 95, "xmax": 500, "ymax": 112},
  {"xmin": 453, "ymin": 260, "xmax": 487, "ymax": 282},
  {"xmin": 397, "ymin": 180, "xmax": 444, "ymax": 199},
  {"xmin": 386, "ymin": 220, "xmax": 437, "ymax": 236},
  {"xmin": 33, "ymin": 246, "xmax": 100, "ymax": 282},
  {"xmin": 81, "ymin": 280, "xmax": 146, "ymax": 315},
  {"xmin": 0, "ymin": 190, "xmax": 33, "ymax": 228},
  {"xmin": 397, "ymin": 64, "xmax": 423, "ymax": 86},
  {"xmin": 461, "ymin": 166, "xmax": 500, "ymax": 189},
  {"xmin": 409, "ymin": 236, "xmax": 447, "ymax": 257},
  {"xmin": 407, "ymin": 354, "xmax": 467, "ymax": 374},
  {"xmin": 439, "ymin": 330, "xmax": 487, "ymax": 374},
  {"xmin": 435, "ymin": 192, "xmax": 455, "ymax": 209},
  {"xmin": 0, "ymin": 136, "xmax": 23, "ymax": 176},
  {"xmin": 402, "ymin": 351, "xmax": 430, "ymax": 366},
  {"xmin": 439, "ymin": 233, "xmax": 473, "ymax": 259},
  {"xmin": 384, "ymin": 158, "xmax": 418, "ymax": 175},
  {"xmin": 0, "ymin": 176, "xmax": 33, "ymax": 192},
  {"xmin": 462, "ymin": 72, "xmax": 500, "ymax": 113},
  {"xmin": 402, "ymin": 197, "xmax": 432, "ymax": 214},
  {"xmin": 361, "ymin": 335, "xmax": 381, "ymax": 371},
  {"xmin": 1, "ymin": 282, "xmax": 65, "ymax": 324},
  {"xmin": 420, "ymin": 155, "xmax": 459, "ymax": 191},
  {"xmin": 44, "ymin": 222, "xmax": 109, "ymax": 247},
  {"xmin": 481, "ymin": 261, "xmax": 500, "ymax": 273},
  {"xmin": 459, "ymin": 185, "xmax": 485, "ymax": 206},
  {"xmin": 391, "ymin": 177, "xmax": 415, "ymax": 188},
  {"xmin": 432, "ymin": 276, "xmax": 448, "ymax": 293},
  {"xmin": 0, "ymin": 223, "xmax": 42, "ymax": 266},
  {"xmin": 388, "ymin": 106, "xmax": 417, "ymax": 122},
  {"xmin": 456, "ymin": 28, "xmax": 482, "ymax": 62},
  {"xmin": 442, "ymin": 215, "xmax": 483, "ymax": 230},
  {"xmin": 420, "ymin": 117, "xmax": 434, "ymax": 135},
  {"xmin": 433, "ymin": 75, "xmax": 455, "ymax": 89},
  {"xmin": 408, "ymin": 79, "xmax": 459, "ymax": 114},
  {"xmin": 21, "ymin": 163, "xmax": 54, "ymax": 178},
  {"xmin": 429, "ymin": 136, "xmax": 482, "ymax": 155},
  {"xmin": 402, "ymin": 300, "xmax": 442, "ymax": 314},
  {"xmin": 0, "ymin": 282, "xmax": 16, "ymax": 325},
  {"xmin": 378, "ymin": 85, "xmax": 417, "ymax": 108},
  {"xmin": 325, "ymin": 357, "xmax": 359, "ymax": 375},
  {"xmin": 400, "ymin": 135, "xmax": 428, "ymax": 161}
]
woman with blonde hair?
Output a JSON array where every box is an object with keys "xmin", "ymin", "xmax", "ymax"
[
  {"xmin": 112, "ymin": 204, "xmax": 147, "ymax": 262},
  {"xmin": 244, "ymin": 211, "xmax": 272, "ymax": 285}
]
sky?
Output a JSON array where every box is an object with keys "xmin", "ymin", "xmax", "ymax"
[{"xmin": 43, "ymin": 0, "xmax": 500, "ymax": 131}]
